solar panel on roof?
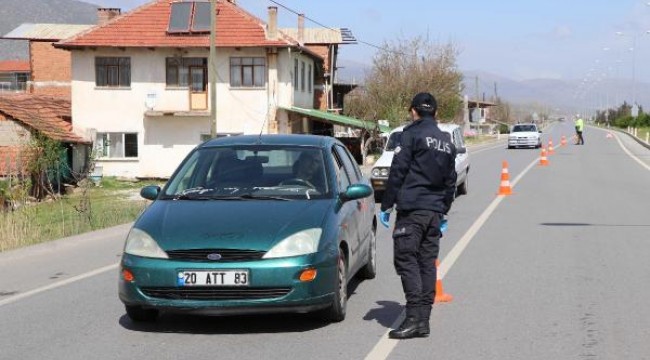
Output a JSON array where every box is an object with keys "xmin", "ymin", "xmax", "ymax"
[
  {"xmin": 168, "ymin": 2, "xmax": 192, "ymax": 33},
  {"xmin": 191, "ymin": 1, "xmax": 211, "ymax": 32}
]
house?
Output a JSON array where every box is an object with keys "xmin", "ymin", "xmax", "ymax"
[
  {"xmin": 0, "ymin": 60, "xmax": 30, "ymax": 93},
  {"xmin": 0, "ymin": 94, "xmax": 88, "ymax": 178},
  {"xmin": 48, "ymin": 0, "xmax": 333, "ymax": 179},
  {"xmin": 3, "ymin": 23, "xmax": 95, "ymax": 98}
]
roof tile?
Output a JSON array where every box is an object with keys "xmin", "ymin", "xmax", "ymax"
[
  {"xmin": 0, "ymin": 94, "xmax": 87, "ymax": 144},
  {"xmin": 58, "ymin": 0, "xmax": 300, "ymax": 49}
]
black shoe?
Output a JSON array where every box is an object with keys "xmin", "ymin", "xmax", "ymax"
[{"xmin": 388, "ymin": 317, "xmax": 429, "ymax": 339}]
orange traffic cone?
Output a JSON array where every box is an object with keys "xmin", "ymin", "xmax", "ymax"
[
  {"xmin": 434, "ymin": 259, "xmax": 453, "ymax": 303},
  {"xmin": 497, "ymin": 160, "xmax": 513, "ymax": 195},
  {"xmin": 561, "ymin": 135, "xmax": 567, "ymax": 146},
  {"xmin": 548, "ymin": 139, "xmax": 555, "ymax": 155},
  {"xmin": 539, "ymin": 146, "xmax": 549, "ymax": 166}
]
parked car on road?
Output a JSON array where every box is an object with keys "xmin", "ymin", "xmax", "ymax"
[
  {"xmin": 119, "ymin": 135, "xmax": 376, "ymax": 323},
  {"xmin": 507, "ymin": 123, "xmax": 542, "ymax": 149},
  {"xmin": 370, "ymin": 123, "xmax": 470, "ymax": 203}
]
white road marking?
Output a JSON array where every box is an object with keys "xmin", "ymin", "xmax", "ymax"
[
  {"xmin": 364, "ymin": 157, "xmax": 539, "ymax": 360},
  {"xmin": 612, "ymin": 132, "xmax": 650, "ymax": 172},
  {"xmin": 470, "ymin": 143, "xmax": 506, "ymax": 155},
  {"xmin": 0, "ymin": 263, "xmax": 119, "ymax": 308}
]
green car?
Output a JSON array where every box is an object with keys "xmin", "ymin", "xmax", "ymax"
[{"xmin": 119, "ymin": 135, "xmax": 377, "ymax": 322}]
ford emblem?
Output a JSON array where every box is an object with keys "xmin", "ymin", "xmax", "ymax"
[{"xmin": 207, "ymin": 253, "xmax": 222, "ymax": 261}]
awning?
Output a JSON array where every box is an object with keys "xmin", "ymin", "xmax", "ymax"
[{"xmin": 280, "ymin": 106, "xmax": 391, "ymax": 133}]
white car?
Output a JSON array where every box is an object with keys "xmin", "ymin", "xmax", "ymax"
[
  {"xmin": 507, "ymin": 123, "xmax": 542, "ymax": 149},
  {"xmin": 370, "ymin": 123, "xmax": 470, "ymax": 203}
]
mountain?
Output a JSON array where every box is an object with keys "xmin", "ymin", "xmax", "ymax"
[
  {"xmin": 0, "ymin": 0, "xmax": 98, "ymax": 61},
  {"xmin": 462, "ymin": 70, "xmax": 650, "ymax": 115}
]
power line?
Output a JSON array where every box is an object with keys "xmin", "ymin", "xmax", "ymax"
[{"xmin": 267, "ymin": 0, "xmax": 405, "ymax": 55}]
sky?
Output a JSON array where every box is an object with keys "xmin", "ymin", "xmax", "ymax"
[{"xmin": 88, "ymin": 0, "xmax": 650, "ymax": 86}]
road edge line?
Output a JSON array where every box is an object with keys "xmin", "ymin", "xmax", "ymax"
[{"xmin": 0, "ymin": 263, "xmax": 119, "ymax": 307}]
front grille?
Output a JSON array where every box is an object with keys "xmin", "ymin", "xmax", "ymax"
[
  {"xmin": 166, "ymin": 249, "xmax": 266, "ymax": 262},
  {"xmin": 141, "ymin": 287, "xmax": 292, "ymax": 300}
]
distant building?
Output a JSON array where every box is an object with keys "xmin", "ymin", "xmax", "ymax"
[
  {"xmin": 0, "ymin": 60, "xmax": 30, "ymax": 93},
  {"xmin": 3, "ymin": 23, "xmax": 94, "ymax": 98}
]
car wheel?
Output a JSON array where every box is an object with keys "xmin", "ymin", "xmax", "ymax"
[
  {"xmin": 125, "ymin": 305, "xmax": 159, "ymax": 322},
  {"xmin": 507, "ymin": 146, "xmax": 513, "ymax": 149},
  {"xmin": 373, "ymin": 190, "xmax": 384, "ymax": 203},
  {"xmin": 322, "ymin": 250, "xmax": 347, "ymax": 322},
  {"xmin": 359, "ymin": 228, "xmax": 377, "ymax": 279},
  {"xmin": 457, "ymin": 171, "xmax": 469, "ymax": 195}
]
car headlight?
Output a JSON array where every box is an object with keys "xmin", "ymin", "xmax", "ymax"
[
  {"xmin": 380, "ymin": 168, "xmax": 389, "ymax": 177},
  {"xmin": 263, "ymin": 228, "xmax": 322, "ymax": 259},
  {"xmin": 371, "ymin": 168, "xmax": 381, "ymax": 177},
  {"xmin": 124, "ymin": 228, "xmax": 169, "ymax": 259}
]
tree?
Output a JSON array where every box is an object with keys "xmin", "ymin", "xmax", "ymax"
[
  {"xmin": 344, "ymin": 36, "xmax": 463, "ymax": 128},
  {"xmin": 26, "ymin": 134, "xmax": 64, "ymax": 200}
]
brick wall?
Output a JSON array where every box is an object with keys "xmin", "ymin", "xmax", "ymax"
[{"xmin": 29, "ymin": 41, "xmax": 72, "ymax": 98}]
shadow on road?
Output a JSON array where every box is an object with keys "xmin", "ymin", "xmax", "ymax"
[
  {"xmin": 119, "ymin": 312, "xmax": 330, "ymax": 334},
  {"xmin": 362, "ymin": 300, "xmax": 402, "ymax": 328}
]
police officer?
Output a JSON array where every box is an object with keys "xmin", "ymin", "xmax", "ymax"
[
  {"xmin": 379, "ymin": 92, "xmax": 457, "ymax": 339},
  {"xmin": 574, "ymin": 114, "xmax": 585, "ymax": 145}
]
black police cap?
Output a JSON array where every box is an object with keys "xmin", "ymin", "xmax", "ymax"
[{"xmin": 409, "ymin": 92, "xmax": 437, "ymax": 112}]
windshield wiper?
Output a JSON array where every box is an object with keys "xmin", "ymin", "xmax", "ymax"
[
  {"xmin": 208, "ymin": 194, "xmax": 292, "ymax": 201},
  {"xmin": 172, "ymin": 187, "xmax": 214, "ymax": 200}
]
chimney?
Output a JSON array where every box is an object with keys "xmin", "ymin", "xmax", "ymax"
[
  {"xmin": 298, "ymin": 14, "xmax": 305, "ymax": 44},
  {"xmin": 268, "ymin": 6, "xmax": 278, "ymax": 40},
  {"xmin": 97, "ymin": 8, "xmax": 121, "ymax": 26}
]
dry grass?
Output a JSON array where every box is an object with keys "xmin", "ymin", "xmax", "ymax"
[{"xmin": 0, "ymin": 178, "xmax": 161, "ymax": 252}]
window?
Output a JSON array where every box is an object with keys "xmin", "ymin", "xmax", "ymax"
[
  {"xmin": 168, "ymin": 1, "xmax": 212, "ymax": 34},
  {"xmin": 308, "ymin": 64, "xmax": 312, "ymax": 93},
  {"xmin": 95, "ymin": 57, "xmax": 130, "ymax": 87},
  {"xmin": 96, "ymin": 133, "xmax": 138, "ymax": 158},
  {"xmin": 332, "ymin": 148, "xmax": 351, "ymax": 191},
  {"xmin": 230, "ymin": 57, "xmax": 265, "ymax": 87},
  {"xmin": 293, "ymin": 59, "xmax": 298, "ymax": 88},
  {"xmin": 335, "ymin": 144, "xmax": 362, "ymax": 181},
  {"xmin": 166, "ymin": 57, "xmax": 207, "ymax": 88},
  {"xmin": 300, "ymin": 61, "xmax": 305, "ymax": 92}
]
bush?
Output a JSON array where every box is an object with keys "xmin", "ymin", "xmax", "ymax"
[
  {"xmin": 614, "ymin": 116, "xmax": 634, "ymax": 128},
  {"xmin": 634, "ymin": 113, "xmax": 650, "ymax": 128}
]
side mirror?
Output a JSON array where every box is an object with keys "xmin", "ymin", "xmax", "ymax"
[
  {"xmin": 457, "ymin": 147, "xmax": 467, "ymax": 154},
  {"xmin": 339, "ymin": 184, "xmax": 372, "ymax": 202},
  {"xmin": 140, "ymin": 185, "xmax": 161, "ymax": 201}
]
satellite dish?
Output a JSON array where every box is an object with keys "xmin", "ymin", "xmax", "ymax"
[{"xmin": 145, "ymin": 90, "xmax": 158, "ymax": 110}]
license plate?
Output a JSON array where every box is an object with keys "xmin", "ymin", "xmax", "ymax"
[{"xmin": 177, "ymin": 270, "xmax": 249, "ymax": 286}]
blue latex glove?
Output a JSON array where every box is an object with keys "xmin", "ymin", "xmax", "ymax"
[
  {"xmin": 379, "ymin": 211, "xmax": 390, "ymax": 228},
  {"xmin": 440, "ymin": 218, "xmax": 448, "ymax": 233}
]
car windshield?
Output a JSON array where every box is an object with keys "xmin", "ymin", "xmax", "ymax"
[
  {"xmin": 512, "ymin": 125, "xmax": 537, "ymax": 132},
  {"xmin": 385, "ymin": 131, "xmax": 402, "ymax": 151},
  {"xmin": 162, "ymin": 146, "xmax": 330, "ymax": 200}
]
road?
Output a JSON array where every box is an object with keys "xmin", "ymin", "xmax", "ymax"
[{"xmin": 1, "ymin": 123, "xmax": 650, "ymax": 360}]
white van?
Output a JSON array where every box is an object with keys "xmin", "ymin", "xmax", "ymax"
[{"xmin": 370, "ymin": 123, "xmax": 470, "ymax": 202}]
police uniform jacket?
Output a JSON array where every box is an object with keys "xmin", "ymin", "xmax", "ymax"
[{"xmin": 380, "ymin": 116, "xmax": 457, "ymax": 214}]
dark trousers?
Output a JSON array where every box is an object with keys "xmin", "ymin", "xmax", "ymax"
[
  {"xmin": 393, "ymin": 210, "xmax": 442, "ymax": 320},
  {"xmin": 577, "ymin": 131, "xmax": 584, "ymax": 144}
]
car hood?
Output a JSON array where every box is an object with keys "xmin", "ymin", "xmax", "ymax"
[
  {"xmin": 134, "ymin": 199, "xmax": 332, "ymax": 251},
  {"xmin": 373, "ymin": 151, "xmax": 394, "ymax": 168}
]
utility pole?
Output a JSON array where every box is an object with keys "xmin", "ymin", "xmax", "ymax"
[
  {"xmin": 209, "ymin": 0, "xmax": 217, "ymax": 138},
  {"xmin": 475, "ymin": 76, "xmax": 480, "ymax": 135}
]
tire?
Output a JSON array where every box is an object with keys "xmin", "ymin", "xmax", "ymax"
[
  {"xmin": 373, "ymin": 190, "xmax": 384, "ymax": 204},
  {"xmin": 457, "ymin": 171, "xmax": 469, "ymax": 195},
  {"xmin": 125, "ymin": 305, "xmax": 159, "ymax": 322},
  {"xmin": 322, "ymin": 250, "xmax": 347, "ymax": 322},
  {"xmin": 507, "ymin": 146, "xmax": 513, "ymax": 149},
  {"xmin": 359, "ymin": 229, "xmax": 377, "ymax": 279}
]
